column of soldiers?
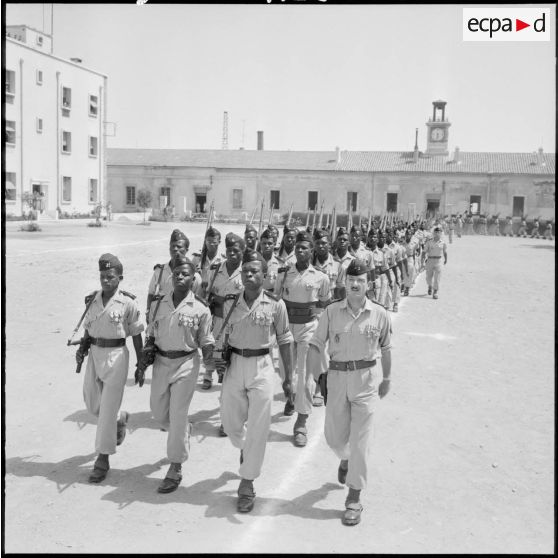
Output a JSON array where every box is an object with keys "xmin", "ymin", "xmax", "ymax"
[{"xmin": 73, "ymin": 209, "xmax": 453, "ymax": 526}]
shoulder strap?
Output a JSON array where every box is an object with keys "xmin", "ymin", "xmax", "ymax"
[
  {"xmin": 84, "ymin": 291, "xmax": 97, "ymax": 305},
  {"xmin": 194, "ymin": 294, "xmax": 209, "ymax": 307},
  {"xmin": 263, "ymin": 290, "xmax": 279, "ymax": 301},
  {"xmin": 120, "ymin": 289, "xmax": 136, "ymax": 300}
]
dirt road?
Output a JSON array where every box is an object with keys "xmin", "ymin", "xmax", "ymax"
[{"xmin": 3, "ymin": 219, "xmax": 554, "ymax": 553}]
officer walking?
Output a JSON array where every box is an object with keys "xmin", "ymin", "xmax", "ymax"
[
  {"xmin": 307, "ymin": 258, "xmax": 392, "ymax": 526},
  {"xmin": 424, "ymin": 226, "xmax": 448, "ymax": 299},
  {"xmin": 219, "ymin": 250, "xmax": 294, "ymax": 513},
  {"xmin": 75, "ymin": 254, "xmax": 144, "ymax": 483}
]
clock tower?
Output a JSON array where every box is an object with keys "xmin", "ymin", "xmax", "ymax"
[{"xmin": 426, "ymin": 100, "xmax": 451, "ymax": 156}]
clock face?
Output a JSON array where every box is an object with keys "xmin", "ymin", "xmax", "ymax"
[{"xmin": 431, "ymin": 128, "xmax": 445, "ymax": 141}]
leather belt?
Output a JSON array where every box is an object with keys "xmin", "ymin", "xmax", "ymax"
[
  {"xmin": 89, "ymin": 337, "xmax": 125, "ymax": 348},
  {"xmin": 284, "ymin": 300, "xmax": 317, "ymax": 324},
  {"xmin": 329, "ymin": 359, "xmax": 376, "ymax": 371},
  {"xmin": 157, "ymin": 348, "xmax": 196, "ymax": 359},
  {"xmin": 230, "ymin": 347, "xmax": 270, "ymax": 358},
  {"xmin": 428, "ymin": 256, "xmax": 442, "ymax": 259}
]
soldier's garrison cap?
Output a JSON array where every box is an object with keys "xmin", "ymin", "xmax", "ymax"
[
  {"xmin": 242, "ymin": 249, "xmax": 266, "ymax": 265},
  {"xmin": 350, "ymin": 225, "xmax": 361, "ymax": 235},
  {"xmin": 346, "ymin": 258, "xmax": 369, "ymax": 276},
  {"xmin": 245, "ymin": 224, "xmax": 258, "ymax": 235},
  {"xmin": 295, "ymin": 231, "xmax": 313, "ymax": 244},
  {"xmin": 283, "ymin": 224, "xmax": 298, "ymax": 234},
  {"xmin": 337, "ymin": 226, "xmax": 348, "ymax": 237},
  {"xmin": 170, "ymin": 229, "xmax": 189, "ymax": 247},
  {"xmin": 170, "ymin": 254, "xmax": 195, "ymax": 271},
  {"xmin": 205, "ymin": 226, "xmax": 221, "ymax": 238},
  {"xmin": 225, "ymin": 233, "xmax": 246, "ymax": 250},
  {"xmin": 260, "ymin": 228, "xmax": 274, "ymax": 239},
  {"xmin": 313, "ymin": 228, "xmax": 330, "ymax": 241},
  {"xmin": 433, "ymin": 226, "xmax": 442, "ymax": 232},
  {"xmin": 98, "ymin": 253, "xmax": 123, "ymax": 274}
]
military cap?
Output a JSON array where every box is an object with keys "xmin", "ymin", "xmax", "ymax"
[
  {"xmin": 295, "ymin": 231, "xmax": 313, "ymax": 244},
  {"xmin": 433, "ymin": 226, "xmax": 442, "ymax": 232},
  {"xmin": 242, "ymin": 249, "xmax": 265, "ymax": 265},
  {"xmin": 225, "ymin": 232, "xmax": 246, "ymax": 250},
  {"xmin": 337, "ymin": 226, "xmax": 348, "ymax": 237},
  {"xmin": 205, "ymin": 226, "xmax": 221, "ymax": 238},
  {"xmin": 169, "ymin": 253, "xmax": 195, "ymax": 271},
  {"xmin": 245, "ymin": 224, "xmax": 258, "ymax": 235},
  {"xmin": 283, "ymin": 223, "xmax": 298, "ymax": 234},
  {"xmin": 346, "ymin": 258, "xmax": 369, "ymax": 276},
  {"xmin": 260, "ymin": 228, "xmax": 274, "ymax": 239},
  {"xmin": 313, "ymin": 228, "xmax": 330, "ymax": 241},
  {"xmin": 267, "ymin": 224, "xmax": 279, "ymax": 233},
  {"xmin": 350, "ymin": 225, "xmax": 361, "ymax": 235},
  {"xmin": 98, "ymin": 253, "xmax": 123, "ymax": 274},
  {"xmin": 170, "ymin": 229, "xmax": 189, "ymax": 245}
]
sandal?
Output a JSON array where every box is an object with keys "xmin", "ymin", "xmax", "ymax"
[{"xmin": 342, "ymin": 502, "xmax": 363, "ymax": 526}]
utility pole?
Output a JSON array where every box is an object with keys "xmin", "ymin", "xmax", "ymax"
[{"xmin": 222, "ymin": 111, "xmax": 229, "ymax": 150}]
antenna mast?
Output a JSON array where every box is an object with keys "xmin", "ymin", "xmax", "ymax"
[{"xmin": 222, "ymin": 111, "xmax": 229, "ymax": 150}]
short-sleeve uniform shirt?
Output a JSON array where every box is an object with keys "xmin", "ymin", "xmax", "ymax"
[
  {"xmin": 148, "ymin": 262, "xmax": 203, "ymax": 299},
  {"xmin": 313, "ymin": 254, "xmax": 345, "ymax": 297},
  {"xmin": 274, "ymin": 264, "xmax": 330, "ymax": 304}
]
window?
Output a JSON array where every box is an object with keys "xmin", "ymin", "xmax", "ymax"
[
  {"xmin": 270, "ymin": 190, "xmax": 280, "ymax": 210},
  {"xmin": 62, "ymin": 86, "xmax": 71, "ymax": 115},
  {"xmin": 36, "ymin": 35, "xmax": 44, "ymax": 46},
  {"xmin": 89, "ymin": 95, "xmax": 98, "ymax": 117},
  {"xmin": 347, "ymin": 192, "xmax": 358, "ymax": 212},
  {"xmin": 512, "ymin": 196, "xmax": 524, "ymax": 217},
  {"xmin": 160, "ymin": 186, "xmax": 171, "ymax": 206},
  {"xmin": 469, "ymin": 195, "xmax": 481, "ymax": 215},
  {"xmin": 61, "ymin": 131, "xmax": 71, "ymax": 153},
  {"xmin": 36, "ymin": 118, "xmax": 43, "ymax": 133},
  {"xmin": 62, "ymin": 177, "xmax": 72, "ymax": 203},
  {"xmin": 5, "ymin": 70, "xmax": 15, "ymax": 97},
  {"xmin": 36, "ymin": 70, "xmax": 43, "ymax": 85},
  {"xmin": 232, "ymin": 189, "xmax": 243, "ymax": 209},
  {"xmin": 308, "ymin": 191, "xmax": 318, "ymax": 211},
  {"xmin": 89, "ymin": 179, "xmax": 98, "ymax": 203},
  {"xmin": 5, "ymin": 172, "xmax": 16, "ymax": 201},
  {"xmin": 126, "ymin": 186, "xmax": 136, "ymax": 206},
  {"xmin": 89, "ymin": 136, "xmax": 98, "ymax": 157},
  {"xmin": 5, "ymin": 121, "xmax": 16, "ymax": 144},
  {"xmin": 387, "ymin": 193, "xmax": 398, "ymax": 213}
]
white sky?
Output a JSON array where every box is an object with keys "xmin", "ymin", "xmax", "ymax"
[{"xmin": 5, "ymin": 3, "xmax": 556, "ymax": 153}]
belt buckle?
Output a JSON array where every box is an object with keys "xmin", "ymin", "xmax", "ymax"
[{"xmin": 347, "ymin": 361, "xmax": 356, "ymax": 371}]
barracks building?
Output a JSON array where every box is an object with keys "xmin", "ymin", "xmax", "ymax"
[{"xmin": 106, "ymin": 101, "xmax": 555, "ymax": 222}]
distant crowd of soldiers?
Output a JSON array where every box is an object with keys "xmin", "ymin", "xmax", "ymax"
[{"xmin": 440, "ymin": 213, "xmax": 554, "ymax": 240}]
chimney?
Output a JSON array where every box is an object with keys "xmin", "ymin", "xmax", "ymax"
[
  {"xmin": 70, "ymin": 57, "xmax": 82, "ymax": 63},
  {"xmin": 257, "ymin": 131, "xmax": 264, "ymax": 151},
  {"xmin": 335, "ymin": 146, "xmax": 341, "ymax": 164},
  {"xmin": 413, "ymin": 128, "xmax": 419, "ymax": 163},
  {"xmin": 537, "ymin": 147, "xmax": 545, "ymax": 166},
  {"xmin": 453, "ymin": 146, "xmax": 460, "ymax": 163}
]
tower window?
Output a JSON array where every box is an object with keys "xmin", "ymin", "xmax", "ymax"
[
  {"xmin": 89, "ymin": 179, "xmax": 98, "ymax": 203},
  {"xmin": 36, "ymin": 69, "xmax": 43, "ymax": 85},
  {"xmin": 62, "ymin": 176, "xmax": 72, "ymax": 203},
  {"xmin": 61, "ymin": 131, "xmax": 72, "ymax": 153},
  {"xmin": 62, "ymin": 86, "xmax": 71, "ymax": 115},
  {"xmin": 89, "ymin": 136, "xmax": 98, "ymax": 157},
  {"xmin": 89, "ymin": 95, "xmax": 98, "ymax": 117},
  {"xmin": 5, "ymin": 121, "xmax": 16, "ymax": 145},
  {"xmin": 5, "ymin": 70, "xmax": 16, "ymax": 97},
  {"xmin": 36, "ymin": 118, "xmax": 43, "ymax": 133}
]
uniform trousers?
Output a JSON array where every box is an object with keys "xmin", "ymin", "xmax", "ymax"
[
  {"xmin": 324, "ymin": 364, "xmax": 382, "ymax": 490},
  {"xmin": 377, "ymin": 271, "xmax": 393, "ymax": 310},
  {"xmin": 83, "ymin": 345, "xmax": 129, "ymax": 455},
  {"xmin": 402, "ymin": 257, "xmax": 415, "ymax": 290},
  {"xmin": 150, "ymin": 353, "xmax": 200, "ymax": 463},
  {"xmin": 204, "ymin": 315, "xmax": 224, "ymax": 381},
  {"xmin": 278, "ymin": 320, "xmax": 318, "ymax": 416},
  {"xmin": 390, "ymin": 267, "xmax": 401, "ymax": 307},
  {"xmin": 425, "ymin": 259, "xmax": 443, "ymax": 291},
  {"xmin": 220, "ymin": 353, "xmax": 275, "ymax": 480},
  {"xmin": 448, "ymin": 229, "xmax": 453, "ymax": 243},
  {"xmin": 544, "ymin": 229, "xmax": 554, "ymax": 241}
]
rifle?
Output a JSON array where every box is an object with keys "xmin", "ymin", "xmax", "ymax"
[
  {"xmin": 286, "ymin": 202, "xmax": 294, "ymax": 227},
  {"xmin": 205, "ymin": 200, "xmax": 215, "ymax": 232},
  {"xmin": 267, "ymin": 202, "xmax": 275, "ymax": 227},
  {"xmin": 311, "ymin": 205, "xmax": 318, "ymax": 233},
  {"xmin": 348, "ymin": 206, "xmax": 353, "ymax": 230},
  {"xmin": 204, "ymin": 261, "xmax": 222, "ymax": 302},
  {"xmin": 325, "ymin": 211, "xmax": 330, "ymax": 230},
  {"xmin": 248, "ymin": 205, "xmax": 258, "ymax": 225},
  {"xmin": 317, "ymin": 200, "xmax": 325, "ymax": 231},
  {"xmin": 367, "ymin": 208, "xmax": 372, "ymax": 231},
  {"xmin": 68, "ymin": 291, "xmax": 98, "ymax": 374},
  {"xmin": 257, "ymin": 197, "xmax": 266, "ymax": 238},
  {"xmin": 331, "ymin": 206, "xmax": 338, "ymax": 245},
  {"xmin": 305, "ymin": 211, "xmax": 310, "ymax": 230},
  {"xmin": 213, "ymin": 293, "xmax": 242, "ymax": 379}
]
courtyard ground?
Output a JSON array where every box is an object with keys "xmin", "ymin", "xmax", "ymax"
[{"xmin": 3, "ymin": 219, "xmax": 554, "ymax": 553}]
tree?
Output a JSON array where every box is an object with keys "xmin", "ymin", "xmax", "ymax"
[{"xmin": 137, "ymin": 188, "xmax": 153, "ymax": 224}]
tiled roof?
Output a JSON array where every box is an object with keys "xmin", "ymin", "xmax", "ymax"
[
  {"xmin": 107, "ymin": 149, "xmax": 338, "ymax": 171},
  {"xmin": 338, "ymin": 151, "xmax": 555, "ymax": 175},
  {"xmin": 107, "ymin": 148, "xmax": 555, "ymax": 176}
]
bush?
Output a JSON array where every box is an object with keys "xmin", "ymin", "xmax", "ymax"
[
  {"xmin": 87, "ymin": 220, "xmax": 104, "ymax": 228},
  {"xmin": 19, "ymin": 222, "xmax": 42, "ymax": 232}
]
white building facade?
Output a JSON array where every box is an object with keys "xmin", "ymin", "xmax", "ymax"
[{"xmin": 4, "ymin": 25, "xmax": 108, "ymax": 218}]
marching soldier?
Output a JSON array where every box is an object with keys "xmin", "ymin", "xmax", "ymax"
[
  {"xmin": 448, "ymin": 216, "xmax": 455, "ymax": 244},
  {"xmin": 244, "ymin": 224, "xmax": 259, "ymax": 251},
  {"xmin": 259, "ymin": 228, "xmax": 282, "ymax": 292},
  {"xmin": 503, "ymin": 216, "xmax": 514, "ymax": 237},
  {"xmin": 141, "ymin": 253, "xmax": 216, "ymax": 493},
  {"xmin": 464, "ymin": 214, "xmax": 474, "ymax": 235},
  {"xmin": 455, "ymin": 214, "xmax": 463, "ymax": 238},
  {"xmin": 266, "ymin": 224, "xmax": 280, "ymax": 252},
  {"xmin": 349, "ymin": 225, "xmax": 369, "ymax": 260},
  {"xmin": 203, "ymin": 233, "xmax": 246, "ymax": 393},
  {"xmin": 274, "ymin": 231, "xmax": 330, "ymax": 446},
  {"xmin": 386, "ymin": 232, "xmax": 402, "ymax": 313},
  {"xmin": 277, "ymin": 223, "xmax": 298, "ymax": 265},
  {"xmin": 530, "ymin": 218, "xmax": 541, "ymax": 239},
  {"xmin": 219, "ymin": 250, "xmax": 294, "ymax": 513},
  {"xmin": 517, "ymin": 218, "xmax": 528, "ymax": 238},
  {"xmin": 424, "ymin": 226, "xmax": 448, "ymax": 299},
  {"xmin": 402, "ymin": 229, "xmax": 417, "ymax": 296},
  {"xmin": 75, "ymin": 253, "xmax": 144, "ymax": 483},
  {"xmin": 333, "ymin": 227, "xmax": 355, "ymax": 271},
  {"xmin": 543, "ymin": 221, "xmax": 554, "ymax": 241},
  {"xmin": 307, "ymin": 258, "xmax": 392, "ymax": 526},
  {"xmin": 376, "ymin": 233, "xmax": 394, "ymax": 310},
  {"xmin": 146, "ymin": 229, "xmax": 202, "ymax": 324},
  {"xmin": 190, "ymin": 226, "xmax": 223, "ymax": 297}
]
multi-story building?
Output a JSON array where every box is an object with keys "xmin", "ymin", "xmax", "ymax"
[
  {"xmin": 4, "ymin": 25, "xmax": 108, "ymax": 218},
  {"xmin": 106, "ymin": 101, "xmax": 554, "ymax": 222}
]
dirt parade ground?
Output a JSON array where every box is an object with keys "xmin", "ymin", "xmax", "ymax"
[{"xmin": 3, "ymin": 217, "xmax": 554, "ymax": 554}]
